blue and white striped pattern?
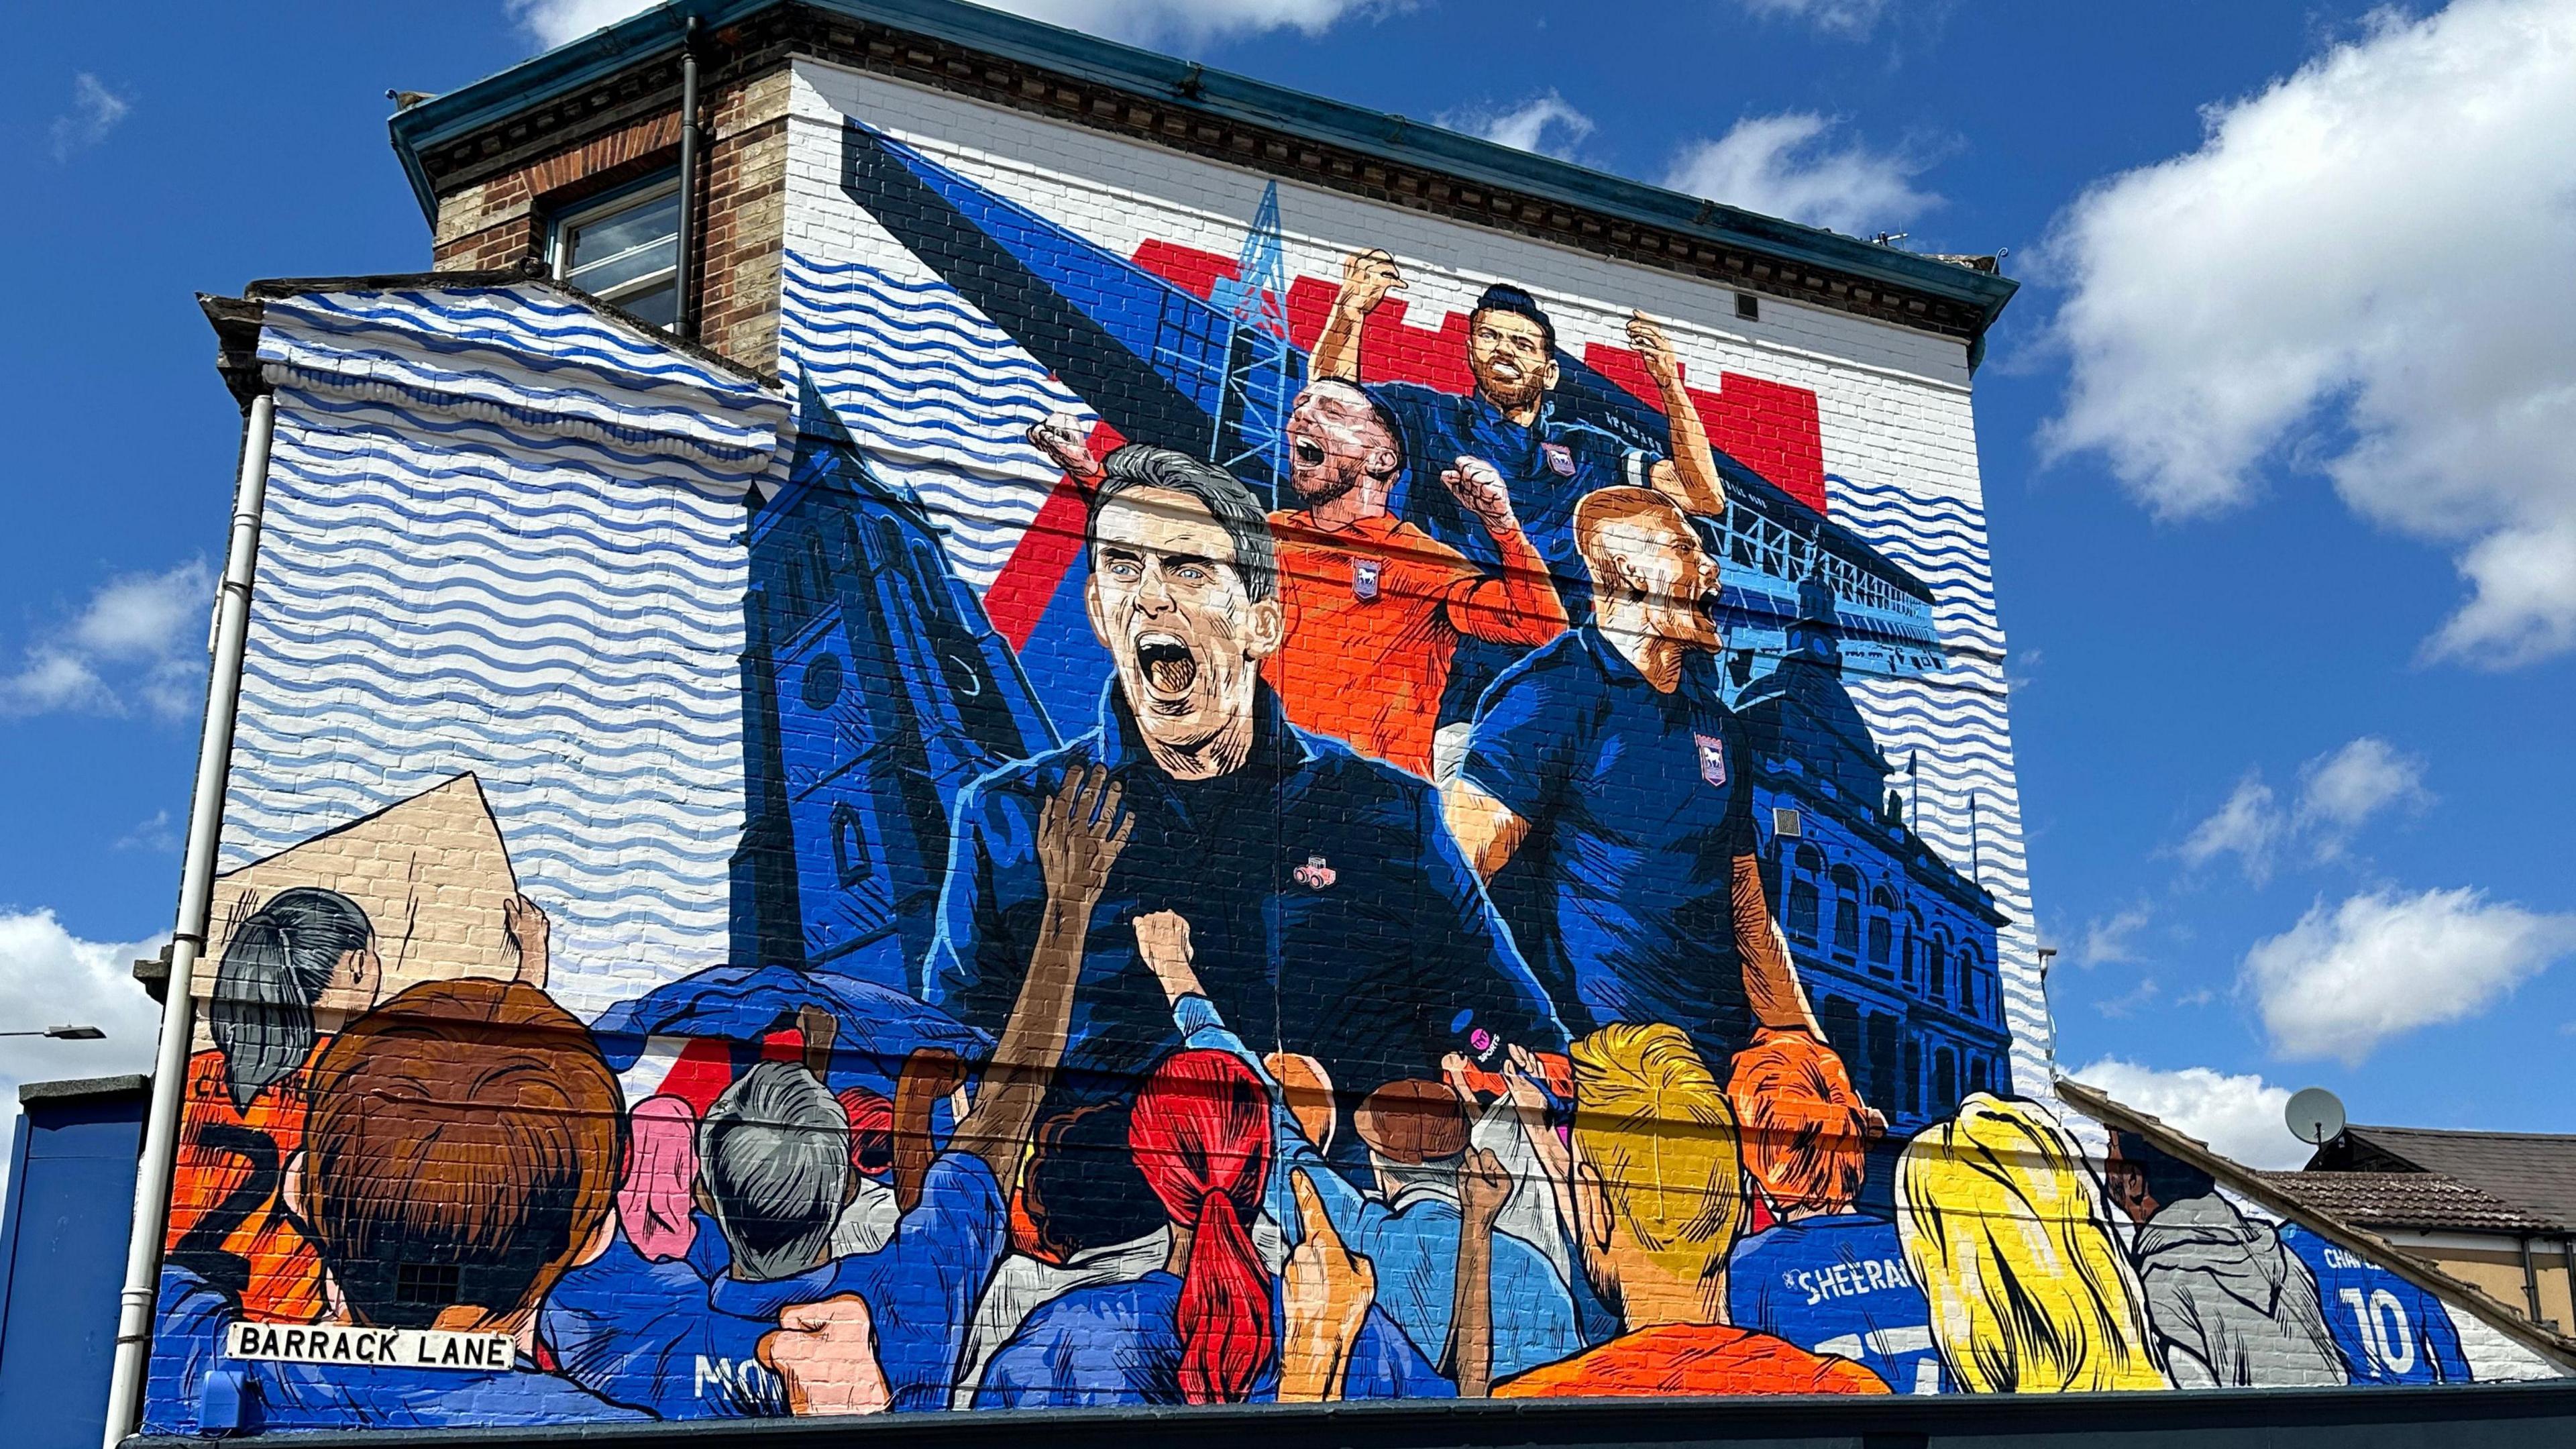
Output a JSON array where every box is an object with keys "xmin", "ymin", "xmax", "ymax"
[
  {"xmin": 781, "ymin": 250, "xmax": 1088, "ymax": 591},
  {"xmin": 223, "ymin": 285, "xmax": 788, "ymax": 1018},
  {"xmin": 259, "ymin": 288, "xmax": 785, "ymax": 466},
  {"xmin": 1829, "ymin": 473, "xmax": 2053, "ymax": 1090}
]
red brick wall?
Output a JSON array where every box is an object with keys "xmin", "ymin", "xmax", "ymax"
[{"xmin": 427, "ymin": 69, "xmax": 788, "ymax": 374}]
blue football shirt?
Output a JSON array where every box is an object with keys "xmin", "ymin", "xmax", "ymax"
[
  {"xmin": 2279, "ymin": 1225, "xmax": 2469, "ymax": 1385},
  {"xmin": 1728, "ymin": 1214, "xmax": 1947, "ymax": 1395},
  {"xmin": 1370, "ymin": 382, "xmax": 1660, "ymax": 720},
  {"xmin": 1464, "ymin": 625, "xmax": 1760, "ymax": 1066}
]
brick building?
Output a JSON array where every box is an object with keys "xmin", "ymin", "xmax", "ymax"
[{"xmin": 98, "ymin": 1, "xmax": 2576, "ymax": 1445}]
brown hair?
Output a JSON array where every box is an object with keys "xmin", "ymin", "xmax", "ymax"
[{"xmin": 303, "ymin": 979, "xmax": 623, "ymax": 1328}]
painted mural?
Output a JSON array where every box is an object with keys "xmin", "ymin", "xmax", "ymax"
[{"xmin": 142, "ymin": 64, "xmax": 2559, "ymax": 1436}]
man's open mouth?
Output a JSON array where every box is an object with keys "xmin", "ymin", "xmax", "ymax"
[
  {"xmin": 1291, "ymin": 435, "xmax": 1327, "ymax": 469},
  {"xmin": 1135, "ymin": 632, "xmax": 1199, "ymax": 699}
]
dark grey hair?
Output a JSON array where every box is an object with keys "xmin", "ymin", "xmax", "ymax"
[
  {"xmin": 208, "ymin": 887, "xmax": 374, "ymax": 1112},
  {"xmin": 1087, "ymin": 445, "xmax": 1277, "ymax": 603},
  {"xmin": 699, "ymin": 1061, "xmax": 852, "ymax": 1282}
]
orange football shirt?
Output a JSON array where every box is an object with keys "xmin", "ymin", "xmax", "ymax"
[
  {"xmin": 1491, "ymin": 1322, "xmax": 1891, "ymax": 1398},
  {"xmin": 1265, "ymin": 509, "xmax": 1565, "ymax": 777},
  {"xmin": 164, "ymin": 1046, "xmax": 327, "ymax": 1322}
]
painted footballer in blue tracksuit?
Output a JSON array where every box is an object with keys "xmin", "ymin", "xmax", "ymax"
[{"xmin": 1727, "ymin": 1214, "xmax": 1949, "ymax": 1395}]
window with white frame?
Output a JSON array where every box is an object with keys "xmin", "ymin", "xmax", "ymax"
[{"xmin": 553, "ymin": 180, "xmax": 681, "ymax": 328}]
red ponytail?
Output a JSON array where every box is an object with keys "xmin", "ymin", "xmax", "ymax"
[{"xmin": 1128, "ymin": 1049, "xmax": 1275, "ymax": 1405}]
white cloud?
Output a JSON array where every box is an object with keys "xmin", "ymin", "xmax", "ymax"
[
  {"xmin": 0, "ymin": 910, "xmax": 165, "ymax": 1202},
  {"xmin": 2043, "ymin": 0, "xmax": 2576, "ymax": 667},
  {"xmin": 113, "ymin": 810, "xmax": 178, "ymax": 854},
  {"xmin": 2078, "ymin": 904, "xmax": 2153, "ymax": 967},
  {"xmin": 49, "ymin": 73, "xmax": 131, "ymax": 162},
  {"xmin": 1440, "ymin": 91, "xmax": 1595, "ymax": 161},
  {"xmin": 2094, "ymin": 976, "xmax": 2159, "ymax": 1019},
  {"xmin": 2296, "ymin": 736, "xmax": 2430, "ymax": 857},
  {"xmin": 2243, "ymin": 887, "xmax": 2576, "ymax": 1065},
  {"xmin": 1, "ymin": 559, "xmax": 209, "ymax": 721},
  {"xmin": 504, "ymin": 0, "xmax": 653, "ymax": 46},
  {"xmin": 2068, "ymin": 1057, "xmax": 2305, "ymax": 1169},
  {"xmin": 1665, "ymin": 112, "xmax": 1937, "ymax": 236},
  {"xmin": 2180, "ymin": 775, "xmax": 2284, "ymax": 882},
  {"xmin": 2180, "ymin": 736, "xmax": 2432, "ymax": 879},
  {"xmin": 508, "ymin": 0, "xmax": 1381, "ymax": 48},
  {"xmin": 1733, "ymin": 0, "xmax": 1890, "ymax": 38}
]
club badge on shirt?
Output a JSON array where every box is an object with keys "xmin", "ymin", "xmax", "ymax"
[
  {"xmin": 1542, "ymin": 442, "xmax": 1576, "ymax": 478},
  {"xmin": 1694, "ymin": 733, "xmax": 1728, "ymax": 788},
  {"xmin": 1351, "ymin": 557, "xmax": 1381, "ymax": 602}
]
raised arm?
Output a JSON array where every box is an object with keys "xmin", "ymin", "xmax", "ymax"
[
  {"xmin": 1280, "ymin": 1169, "xmax": 1378, "ymax": 1403},
  {"xmin": 951, "ymin": 764, "xmax": 1130, "ymax": 1196},
  {"xmin": 890, "ymin": 1047, "xmax": 968, "ymax": 1214},
  {"xmin": 1438, "ymin": 456, "xmax": 1570, "ymax": 647},
  {"xmin": 1500, "ymin": 1046, "xmax": 1578, "ymax": 1253},
  {"xmin": 1442, "ymin": 775, "xmax": 1530, "ymax": 882},
  {"xmin": 1027, "ymin": 413, "xmax": 1105, "ymax": 488},
  {"xmin": 1311, "ymin": 248, "xmax": 1407, "ymax": 382},
  {"xmin": 1627, "ymin": 312, "xmax": 1727, "ymax": 518},
  {"xmin": 1138, "ymin": 911, "xmax": 1376, "ymax": 1240},
  {"xmin": 1733, "ymin": 857, "xmax": 1821, "ymax": 1036},
  {"xmin": 1448, "ymin": 1147, "xmax": 1510, "ymax": 1397}
]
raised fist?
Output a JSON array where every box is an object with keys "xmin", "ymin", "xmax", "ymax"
[
  {"xmin": 1027, "ymin": 413, "xmax": 1104, "ymax": 484},
  {"xmin": 1440, "ymin": 455, "xmax": 1520, "ymax": 539},
  {"xmin": 1459, "ymin": 1146, "xmax": 1513, "ymax": 1232},
  {"xmin": 1132, "ymin": 910, "xmax": 1201, "ymax": 1007},
  {"xmin": 758, "ymin": 1295, "xmax": 890, "ymax": 1418},
  {"xmin": 1336, "ymin": 248, "xmax": 1407, "ymax": 319},
  {"xmin": 1627, "ymin": 311, "xmax": 1682, "ymax": 390}
]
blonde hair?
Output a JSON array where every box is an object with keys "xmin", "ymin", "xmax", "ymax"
[
  {"xmin": 1568, "ymin": 1024, "xmax": 1744, "ymax": 1281},
  {"xmin": 1896, "ymin": 1094, "xmax": 2169, "ymax": 1394}
]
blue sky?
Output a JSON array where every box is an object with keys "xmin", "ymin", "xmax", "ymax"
[{"xmin": 4, "ymin": 0, "xmax": 2572, "ymax": 1169}]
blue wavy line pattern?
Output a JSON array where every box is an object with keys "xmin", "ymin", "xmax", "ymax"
[
  {"xmin": 781, "ymin": 250, "xmax": 1085, "ymax": 592},
  {"xmin": 276, "ymin": 391, "xmax": 764, "ymax": 499},
  {"xmin": 1812, "ymin": 468, "xmax": 2049, "ymax": 1079},
  {"xmin": 225, "ymin": 378, "xmax": 755, "ymax": 1017},
  {"xmin": 269, "ymin": 290, "xmax": 775, "ymax": 406},
  {"xmin": 260, "ymin": 346, "xmax": 777, "ymax": 464}
]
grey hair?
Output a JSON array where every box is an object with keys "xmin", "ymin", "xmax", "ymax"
[
  {"xmin": 208, "ymin": 887, "xmax": 373, "ymax": 1112},
  {"xmin": 1373, "ymin": 1157, "xmax": 1462, "ymax": 1203},
  {"xmin": 699, "ymin": 1061, "xmax": 852, "ymax": 1281},
  {"xmin": 1088, "ymin": 445, "xmax": 1278, "ymax": 603}
]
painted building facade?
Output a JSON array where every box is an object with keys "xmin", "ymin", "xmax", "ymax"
[{"xmin": 131, "ymin": 1, "xmax": 2573, "ymax": 1438}]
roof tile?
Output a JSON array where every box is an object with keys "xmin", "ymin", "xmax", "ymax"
[{"xmin": 2255, "ymin": 1171, "xmax": 2565, "ymax": 1234}]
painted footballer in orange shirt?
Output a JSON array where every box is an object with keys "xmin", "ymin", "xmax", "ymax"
[{"xmin": 1265, "ymin": 507, "xmax": 1564, "ymax": 778}]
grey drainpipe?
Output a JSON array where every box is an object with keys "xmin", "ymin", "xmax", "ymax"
[
  {"xmin": 100, "ymin": 389, "xmax": 275, "ymax": 1449},
  {"xmin": 2563, "ymin": 1237, "xmax": 2576, "ymax": 1330},
  {"xmin": 674, "ymin": 16, "xmax": 702, "ymax": 341},
  {"xmin": 2521, "ymin": 1232, "xmax": 2548, "ymax": 1326}
]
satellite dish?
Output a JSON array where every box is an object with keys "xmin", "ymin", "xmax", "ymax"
[{"xmin": 2286, "ymin": 1087, "xmax": 2347, "ymax": 1147}]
